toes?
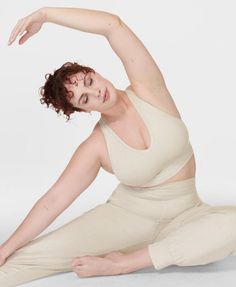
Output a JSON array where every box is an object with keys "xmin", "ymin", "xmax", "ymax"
[
  {"xmin": 71, "ymin": 256, "xmax": 89, "ymax": 267},
  {"xmin": 71, "ymin": 258, "xmax": 82, "ymax": 267},
  {"xmin": 73, "ymin": 265, "xmax": 88, "ymax": 277}
]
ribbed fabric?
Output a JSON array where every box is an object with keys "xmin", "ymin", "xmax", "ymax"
[{"xmin": 99, "ymin": 88, "xmax": 193, "ymax": 187}]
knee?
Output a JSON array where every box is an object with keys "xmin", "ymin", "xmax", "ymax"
[
  {"xmin": 221, "ymin": 206, "xmax": 236, "ymax": 225},
  {"xmin": 212, "ymin": 206, "xmax": 236, "ymax": 241},
  {"xmin": 226, "ymin": 209, "xmax": 236, "ymax": 238}
]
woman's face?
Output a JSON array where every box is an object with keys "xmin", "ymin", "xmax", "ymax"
[{"xmin": 64, "ymin": 71, "xmax": 117, "ymax": 113}]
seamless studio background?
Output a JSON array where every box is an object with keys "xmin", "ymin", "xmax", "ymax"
[{"xmin": 0, "ymin": 0, "xmax": 236, "ymax": 275}]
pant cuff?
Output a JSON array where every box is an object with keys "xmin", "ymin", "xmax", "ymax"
[{"xmin": 148, "ymin": 238, "xmax": 174, "ymax": 270}]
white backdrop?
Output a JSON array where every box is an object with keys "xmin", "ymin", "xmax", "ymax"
[{"xmin": 1, "ymin": 0, "xmax": 236, "ymax": 246}]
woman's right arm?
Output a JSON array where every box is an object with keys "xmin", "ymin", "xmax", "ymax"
[{"xmin": 0, "ymin": 133, "xmax": 101, "ymax": 264}]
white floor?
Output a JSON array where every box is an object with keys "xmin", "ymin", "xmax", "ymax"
[{"xmin": 20, "ymin": 257, "xmax": 236, "ymax": 287}]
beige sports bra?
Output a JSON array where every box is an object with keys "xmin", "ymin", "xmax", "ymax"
[{"xmin": 98, "ymin": 88, "xmax": 193, "ymax": 188}]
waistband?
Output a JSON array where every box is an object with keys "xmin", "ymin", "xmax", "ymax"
[
  {"xmin": 120, "ymin": 177, "xmax": 197, "ymax": 198},
  {"xmin": 107, "ymin": 177, "xmax": 202, "ymax": 221}
]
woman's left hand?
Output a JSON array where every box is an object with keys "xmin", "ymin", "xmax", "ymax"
[
  {"xmin": 8, "ymin": 8, "xmax": 46, "ymax": 46},
  {"xmin": 0, "ymin": 246, "xmax": 7, "ymax": 267}
]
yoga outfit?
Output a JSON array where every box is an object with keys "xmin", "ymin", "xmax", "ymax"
[{"xmin": 1, "ymin": 88, "xmax": 236, "ymax": 287}]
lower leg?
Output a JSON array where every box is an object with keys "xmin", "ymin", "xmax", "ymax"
[{"xmin": 120, "ymin": 246, "xmax": 154, "ymax": 273}]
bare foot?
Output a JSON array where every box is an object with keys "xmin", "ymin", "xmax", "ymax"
[{"xmin": 71, "ymin": 251, "xmax": 126, "ymax": 278}]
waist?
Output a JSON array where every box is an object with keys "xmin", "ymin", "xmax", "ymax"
[{"xmin": 107, "ymin": 177, "xmax": 203, "ymax": 221}]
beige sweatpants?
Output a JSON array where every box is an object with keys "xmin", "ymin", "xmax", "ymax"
[{"xmin": 1, "ymin": 177, "xmax": 236, "ymax": 286}]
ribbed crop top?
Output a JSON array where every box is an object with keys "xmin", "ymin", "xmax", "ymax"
[{"xmin": 98, "ymin": 88, "xmax": 193, "ymax": 188}]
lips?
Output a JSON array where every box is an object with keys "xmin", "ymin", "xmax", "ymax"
[{"xmin": 103, "ymin": 88, "xmax": 109, "ymax": 103}]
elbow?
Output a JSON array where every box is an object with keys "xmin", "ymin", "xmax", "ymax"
[
  {"xmin": 105, "ymin": 14, "xmax": 122, "ymax": 38},
  {"xmin": 110, "ymin": 14, "xmax": 122, "ymax": 27}
]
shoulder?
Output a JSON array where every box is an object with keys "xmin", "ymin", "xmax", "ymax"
[
  {"xmin": 78, "ymin": 123, "xmax": 103, "ymax": 162},
  {"xmin": 125, "ymin": 83, "xmax": 182, "ymax": 119},
  {"xmin": 125, "ymin": 83, "xmax": 172, "ymax": 108},
  {"xmin": 125, "ymin": 83, "xmax": 170, "ymax": 104},
  {"xmin": 86, "ymin": 120, "xmax": 107, "ymax": 164}
]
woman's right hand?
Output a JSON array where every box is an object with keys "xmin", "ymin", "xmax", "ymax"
[
  {"xmin": 0, "ymin": 247, "xmax": 7, "ymax": 266},
  {"xmin": 8, "ymin": 8, "xmax": 46, "ymax": 46},
  {"xmin": 0, "ymin": 244, "xmax": 14, "ymax": 266},
  {"xmin": 0, "ymin": 255, "xmax": 6, "ymax": 266}
]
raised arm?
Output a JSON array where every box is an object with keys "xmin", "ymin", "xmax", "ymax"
[
  {"xmin": 107, "ymin": 20, "xmax": 166, "ymax": 92},
  {"xmin": 8, "ymin": 7, "xmax": 120, "ymax": 45},
  {"xmin": 8, "ymin": 7, "xmax": 165, "ymax": 92},
  {"xmin": 0, "ymin": 133, "xmax": 101, "ymax": 265}
]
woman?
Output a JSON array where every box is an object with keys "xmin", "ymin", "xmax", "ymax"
[{"xmin": 1, "ymin": 6, "xmax": 236, "ymax": 286}]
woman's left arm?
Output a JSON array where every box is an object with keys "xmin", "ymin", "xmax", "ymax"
[
  {"xmin": 43, "ymin": 7, "xmax": 120, "ymax": 36},
  {"xmin": 9, "ymin": 7, "xmax": 165, "ymax": 91},
  {"xmin": 8, "ymin": 7, "xmax": 120, "ymax": 45}
]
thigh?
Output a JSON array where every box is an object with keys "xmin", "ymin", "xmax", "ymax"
[
  {"xmin": 149, "ymin": 203, "xmax": 236, "ymax": 270},
  {"xmin": 151, "ymin": 203, "xmax": 236, "ymax": 266},
  {"xmin": 2, "ymin": 202, "xmax": 156, "ymax": 271},
  {"xmin": 155, "ymin": 203, "xmax": 236, "ymax": 241}
]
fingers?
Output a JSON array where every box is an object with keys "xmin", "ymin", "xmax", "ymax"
[
  {"xmin": 8, "ymin": 19, "xmax": 22, "ymax": 45},
  {"xmin": 8, "ymin": 17, "xmax": 28, "ymax": 45},
  {"xmin": 18, "ymin": 32, "xmax": 32, "ymax": 45},
  {"xmin": 0, "ymin": 257, "xmax": 6, "ymax": 266}
]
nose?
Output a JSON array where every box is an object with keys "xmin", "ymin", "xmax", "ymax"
[{"xmin": 86, "ymin": 87, "xmax": 101, "ymax": 98}]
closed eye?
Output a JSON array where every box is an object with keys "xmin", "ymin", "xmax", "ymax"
[
  {"xmin": 83, "ymin": 94, "xmax": 88, "ymax": 104},
  {"xmin": 85, "ymin": 76, "xmax": 93, "ymax": 87},
  {"xmin": 82, "ymin": 75, "xmax": 93, "ymax": 104}
]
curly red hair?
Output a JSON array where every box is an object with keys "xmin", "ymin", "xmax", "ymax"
[{"xmin": 39, "ymin": 62, "xmax": 95, "ymax": 122}]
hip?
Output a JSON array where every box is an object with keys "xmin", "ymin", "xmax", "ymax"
[{"xmin": 107, "ymin": 177, "xmax": 203, "ymax": 222}]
